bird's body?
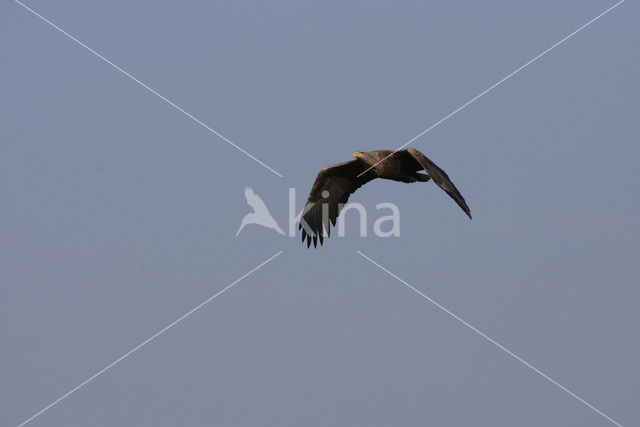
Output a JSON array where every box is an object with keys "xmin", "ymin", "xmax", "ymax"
[
  {"xmin": 355, "ymin": 150, "xmax": 426, "ymax": 182},
  {"xmin": 299, "ymin": 148, "xmax": 471, "ymax": 247}
]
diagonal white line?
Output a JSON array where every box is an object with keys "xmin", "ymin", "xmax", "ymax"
[
  {"xmin": 14, "ymin": 0, "xmax": 284, "ymax": 178},
  {"xmin": 356, "ymin": 250, "xmax": 622, "ymax": 427},
  {"xmin": 17, "ymin": 250, "xmax": 284, "ymax": 427},
  {"xmin": 358, "ymin": 0, "xmax": 625, "ymax": 177}
]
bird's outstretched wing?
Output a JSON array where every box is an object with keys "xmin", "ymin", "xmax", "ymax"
[
  {"xmin": 405, "ymin": 148, "xmax": 472, "ymax": 219},
  {"xmin": 244, "ymin": 187, "xmax": 266, "ymax": 211},
  {"xmin": 300, "ymin": 159, "xmax": 376, "ymax": 247}
]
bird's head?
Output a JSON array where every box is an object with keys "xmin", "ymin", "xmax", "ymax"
[{"xmin": 353, "ymin": 150, "xmax": 374, "ymax": 164}]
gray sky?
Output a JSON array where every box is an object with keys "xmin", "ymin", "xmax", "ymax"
[{"xmin": 2, "ymin": 1, "xmax": 639, "ymax": 426}]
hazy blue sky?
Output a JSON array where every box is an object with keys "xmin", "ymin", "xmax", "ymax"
[{"xmin": 2, "ymin": 1, "xmax": 639, "ymax": 426}]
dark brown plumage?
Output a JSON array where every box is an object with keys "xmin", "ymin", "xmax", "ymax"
[{"xmin": 299, "ymin": 148, "xmax": 471, "ymax": 247}]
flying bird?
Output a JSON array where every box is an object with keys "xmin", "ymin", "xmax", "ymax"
[
  {"xmin": 236, "ymin": 187, "xmax": 285, "ymax": 236},
  {"xmin": 299, "ymin": 148, "xmax": 471, "ymax": 247}
]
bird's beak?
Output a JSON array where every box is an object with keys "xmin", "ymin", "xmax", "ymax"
[{"xmin": 353, "ymin": 151, "xmax": 360, "ymax": 158}]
